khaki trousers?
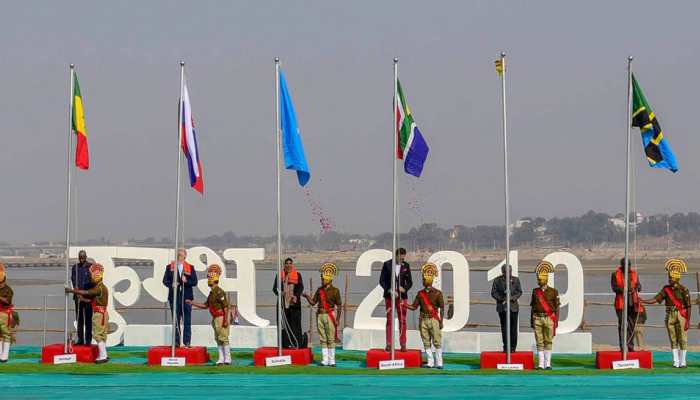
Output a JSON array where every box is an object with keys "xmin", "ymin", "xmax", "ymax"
[
  {"xmin": 419, "ymin": 318, "xmax": 441, "ymax": 349},
  {"xmin": 534, "ymin": 315, "xmax": 554, "ymax": 351}
]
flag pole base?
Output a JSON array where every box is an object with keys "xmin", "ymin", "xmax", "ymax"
[
  {"xmin": 595, "ymin": 351, "xmax": 652, "ymax": 369},
  {"xmin": 41, "ymin": 343, "xmax": 97, "ymax": 364},
  {"xmin": 146, "ymin": 345, "xmax": 209, "ymax": 366},
  {"xmin": 253, "ymin": 346, "xmax": 313, "ymax": 366},
  {"xmin": 365, "ymin": 348, "xmax": 421, "ymax": 368}
]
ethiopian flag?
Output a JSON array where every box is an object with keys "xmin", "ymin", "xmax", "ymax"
[
  {"xmin": 631, "ymin": 74, "xmax": 677, "ymax": 173},
  {"xmin": 72, "ymin": 72, "xmax": 89, "ymax": 170},
  {"xmin": 395, "ymin": 80, "xmax": 429, "ymax": 177}
]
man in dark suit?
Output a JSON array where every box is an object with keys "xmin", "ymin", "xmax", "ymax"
[
  {"xmin": 162, "ymin": 249, "xmax": 198, "ymax": 347},
  {"xmin": 491, "ymin": 264, "xmax": 522, "ymax": 353},
  {"xmin": 71, "ymin": 250, "xmax": 94, "ymax": 345},
  {"xmin": 379, "ymin": 247, "xmax": 412, "ymax": 352}
]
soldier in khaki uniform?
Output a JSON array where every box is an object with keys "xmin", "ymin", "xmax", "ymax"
[
  {"xmin": 66, "ymin": 264, "xmax": 109, "ymax": 363},
  {"xmin": 0, "ymin": 263, "xmax": 14, "ymax": 363},
  {"xmin": 642, "ymin": 258, "xmax": 691, "ymax": 368},
  {"xmin": 303, "ymin": 263, "xmax": 342, "ymax": 367},
  {"xmin": 188, "ymin": 264, "xmax": 231, "ymax": 365},
  {"xmin": 530, "ymin": 261, "xmax": 560, "ymax": 370},
  {"xmin": 407, "ymin": 263, "xmax": 445, "ymax": 369}
]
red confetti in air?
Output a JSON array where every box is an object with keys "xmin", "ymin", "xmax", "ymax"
[{"xmin": 304, "ymin": 187, "xmax": 334, "ymax": 234}]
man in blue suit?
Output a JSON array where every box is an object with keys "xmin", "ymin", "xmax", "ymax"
[{"xmin": 162, "ymin": 249, "xmax": 198, "ymax": 347}]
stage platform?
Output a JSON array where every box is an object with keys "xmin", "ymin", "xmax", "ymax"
[
  {"xmin": 480, "ymin": 351, "xmax": 535, "ymax": 369},
  {"xmin": 365, "ymin": 348, "xmax": 422, "ymax": 368},
  {"xmin": 41, "ymin": 343, "xmax": 98, "ymax": 364},
  {"xmin": 253, "ymin": 347, "xmax": 313, "ymax": 366},
  {"xmin": 595, "ymin": 351, "xmax": 653, "ymax": 369},
  {"xmin": 146, "ymin": 346, "xmax": 210, "ymax": 365}
]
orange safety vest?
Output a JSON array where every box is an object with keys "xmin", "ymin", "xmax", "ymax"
[
  {"xmin": 169, "ymin": 261, "xmax": 194, "ymax": 275},
  {"xmin": 614, "ymin": 268, "xmax": 644, "ymax": 313}
]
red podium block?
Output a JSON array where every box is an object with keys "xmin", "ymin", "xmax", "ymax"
[
  {"xmin": 480, "ymin": 352, "xmax": 534, "ymax": 369},
  {"xmin": 595, "ymin": 351, "xmax": 652, "ymax": 369},
  {"xmin": 41, "ymin": 343, "xmax": 98, "ymax": 364},
  {"xmin": 146, "ymin": 346, "xmax": 210, "ymax": 365},
  {"xmin": 253, "ymin": 347, "xmax": 314, "ymax": 366},
  {"xmin": 365, "ymin": 348, "xmax": 422, "ymax": 368}
]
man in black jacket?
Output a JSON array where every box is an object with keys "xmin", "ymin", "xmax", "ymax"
[
  {"xmin": 70, "ymin": 250, "xmax": 93, "ymax": 345},
  {"xmin": 490, "ymin": 264, "xmax": 522, "ymax": 353},
  {"xmin": 379, "ymin": 248, "xmax": 412, "ymax": 352},
  {"xmin": 272, "ymin": 257, "xmax": 306, "ymax": 348},
  {"xmin": 162, "ymin": 249, "xmax": 198, "ymax": 347}
]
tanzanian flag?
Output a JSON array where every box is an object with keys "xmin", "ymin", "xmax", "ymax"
[
  {"xmin": 631, "ymin": 74, "xmax": 677, "ymax": 173},
  {"xmin": 72, "ymin": 72, "xmax": 89, "ymax": 170},
  {"xmin": 395, "ymin": 80, "xmax": 429, "ymax": 177}
]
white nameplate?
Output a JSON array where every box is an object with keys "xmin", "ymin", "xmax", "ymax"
[
  {"xmin": 612, "ymin": 359, "xmax": 639, "ymax": 370},
  {"xmin": 379, "ymin": 359, "xmax": 405, "ymax": 370},
  {"xmin": 497, "ymin": 363, "xmax": 524, "ymax": 370},
  {"xmin": 160, "ymin": 357, "xmax": 186, "ymax": 367},
  {"xmin": 265, "ymin": 355, "xmax": 292, "ymax": 367},
  {"xmin": 53, "ymin": 354, "xmax": 77, "ymax": 364}
]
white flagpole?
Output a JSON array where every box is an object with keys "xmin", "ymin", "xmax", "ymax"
[
  {"xmin": 622, "ymin": 56, "xmax": 633, "ymax": 361},
  {"xmin": 64, "ymin": 64, "xmax": 75, "ymax": 354},
  {"xmin": 171, "ymin": 61, "xmax": 185, "ymax": 358},
  {"xmin": 498, "ymin": 52, "xmax": 512, "ymax": 364},
  {"xmin": 275, "ymin": 57, "xmax": 283, "ymax": 357},
  {"xmin": 391, "ymin": 57, "xmax": 399, "ymax": 360}
]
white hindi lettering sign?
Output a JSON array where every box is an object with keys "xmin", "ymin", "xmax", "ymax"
[{"xmin": 69, "ymin": 247, "xmax": 584, "ymax": 348}]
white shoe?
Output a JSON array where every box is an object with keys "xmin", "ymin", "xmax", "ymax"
[
  {"xmin": 424, "ymin": 348, "xmax": 434, "ymax": 368},
  {"xmin": 215, "ymin": 345, "xmax": 224, "ymax": 365},
  {"xmin": 435, "ymin": 348, "xmax": 443, "ymax": 369},
  {"xmin": 0, "ymin": 341, "xmax": 9, "ymax": 361},
  {"xmin": 680, "ymin": 349, "xmax": 687, "ymax": 368},
  {"xmin": 223, "ymin": 345, "xmax": 231, "ymax": 365},
  {"xmin": 537, "ymin": 351, "xmax": 545, "ymax": 369},
  {"xmin": 321, "ymin": 348, "xmax": 329, "ymax": 366},
  {"xmin": 545, "ymin": 350, "xmax": 552, "ymax": 369},
  {"xmin": 672, "ymin": 348, "xmax": 680, "ymax": 368},
  {"xmin": 329, "ymin": 348, "xmax": 336, "ymax": 366}
]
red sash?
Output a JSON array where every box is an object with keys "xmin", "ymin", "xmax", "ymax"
[
  {"xmin": 0, "ymin": 306, "xmax": 13, "ymax": 327},
  {"xmin": 91, "ymin": 303, "xmax": 107, "ymax": 325},
  {"xmin": 319, "ymin": 288, "xmax": 339, "ymax": 341},
  {"xmin": 664, "ymin": 286, "xmax": 690, "ymax": 331},
  {"xmin": 169, "ymin": 262, "xmax": 193, "ymax": 275},
  {"xmin": 535, "ymin": 288, "xmax": 558, "ymax": 336},
  {"xmin": 418, "ymin": 289, "xmax": 441, "ymax": 322}
]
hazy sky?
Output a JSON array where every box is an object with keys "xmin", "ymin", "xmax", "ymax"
[{"xmin": 2, "ymin": 1, "xmax": 699, "ymax": 243}]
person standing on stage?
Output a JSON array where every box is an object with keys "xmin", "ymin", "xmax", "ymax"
[
  {"xmin": 379, "ymin": 247, "xmax": 412, "ymax": 352},
  {"xmin": 611, "ymin": 257, "xmax": 643, "ymax": 353},
  {"xmin": 642, "ymin": 258, "xmax": 691, "ymax": 368},
  {"xmin": 187, "ymin": 264, "xmax": 231, "ymax": 365},
  {"xmin": 66, "ymin": 264, "xmax": 109, "ymax": 363},
  {"xmin": 272, "ymin": 257, "xmax": 305, "ymax": 348},
  {"xmin": 407, "ymin": 263, "xmax": 444, "ymax": 369},
  {"xmin": 531, "ymin": 261, "xmax": 559, "ymax": 370},
  {"xmin": 491, "ymin": 264, "xmax": 522, "ymax": 353},
  {"xmin": 303, "ymin": 263, "xmax": 342, "ymax": 367},
  {"xmin": 0, "ymin": 263, "xmax": 14, "ymax": 363},
  {"xmin": 162, "ymin": 249, "xmax": 198, "ymax": 347},
  {"xmin": 70, "ymin": 250, "xmax": 93, "ymax": 345}
]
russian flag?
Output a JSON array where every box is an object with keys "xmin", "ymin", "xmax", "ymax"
[{"xmin": 180, "ymin": 81, "xmax": 204, "ymax": 194}]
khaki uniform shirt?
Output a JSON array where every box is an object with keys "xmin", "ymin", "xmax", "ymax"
[
  {"xmin": 207, "ymin": 285, "xmax": 229, "ymax": 312},
  {"xmin": 411, "ymin": 287, "xmax": 444, "ymax": 318},
  {"xmin": 654, "ymin": 283, "xmax": 691, "ymax": 312},
  {"xmin": 0, "ymin": 285, "xmax": 13, "ymax": 306},
  {"xmin": 85, "ymin": 282, "xmax": 108, "ymax": 307},
  {"xmin": 530, "ymin": 286, "xmax": 560, "ymax": 314},
  {"xmin": 312, "ymin": 285, "xmax": 342, "ymax": 314}
]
